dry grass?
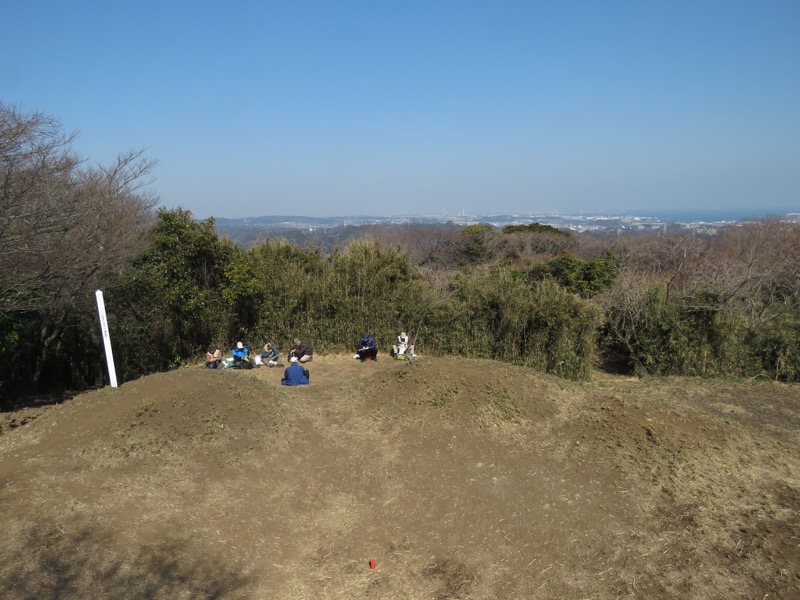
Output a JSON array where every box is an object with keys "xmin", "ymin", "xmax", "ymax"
[{"xmin": 0, "ymin": 356, "xmax": 798, "ymax": 599}]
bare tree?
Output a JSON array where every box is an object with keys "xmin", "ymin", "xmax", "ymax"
[
  {"xmin": 1, "ymin": 105, "xmax": 157, "ymax": 309},
  {"xmin": 0, "ymin": 103, "xmax": 159, "ymax": 386},
  {"xmin": 365, "ymin": 223, "xmax": 466, "ymax": 269},
  {"xmin": 704, "ymin": 220, "xmax": 800, "ymax": 321}
]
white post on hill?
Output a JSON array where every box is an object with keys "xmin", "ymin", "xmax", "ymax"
[{"xmin": 95, "ymin": 290, "xmax": 119, "ymax": 388}]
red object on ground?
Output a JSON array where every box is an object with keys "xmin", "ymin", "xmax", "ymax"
[{"xmin": 369, "ymin": 559, "xmax": 376, "ymax": 569}]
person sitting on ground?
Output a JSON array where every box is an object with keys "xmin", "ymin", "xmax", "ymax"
[
  {"xmin": 288, "ymin": 338, "xmax": 314, "ymax": 363},
  {"xmin": 355, "ymin": 332, "xmax": 378, "ymax": 362},
  {"xmin": 281, "ymin": 356, "xmax": 310, "ymax": 386},
  {"xmin": 391, "ymin": 332, "xmax": 416, "ymax": 359},
  {"xmin": 261, "ymin": 341, "xmax": 280, "ymax": 366},
  {"xmin": 231, "ymin": 341, "xmax": 253, "ymax": 369},
  {"xmin": 205, "ymin": 345, "xmax": 222, "ymax": 369}
]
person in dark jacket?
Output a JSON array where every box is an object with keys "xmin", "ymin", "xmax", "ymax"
[
  {"xmin": 355, "ymin": 333, "xmax": 378, "ymax": 362},
  {"xmin": 281, "ymin": 356, "xmax": 310, "ymax": 385},
  {"xmin": 288, "ymin": 338, "xmax": 314, "ymax": 363}
]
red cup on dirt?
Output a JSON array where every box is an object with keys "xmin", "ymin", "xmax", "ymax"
[{"xmin": 369, "ymin": 559, "xmax": 376, "ymax": 569}]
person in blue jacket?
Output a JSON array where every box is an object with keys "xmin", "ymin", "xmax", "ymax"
[
  {"xmin": 281, "ymin": 356, "xmax": 310, "ymax": 385},
  {"xmin": 355, "ymin": 333, "xmax": 378, "ymax": 362},
  {"xmin": 232, "ymin": 341, "xmax": 253, "ymax": 369}
]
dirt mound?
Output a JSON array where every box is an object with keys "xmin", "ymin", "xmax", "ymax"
[{"xmin": 1, "ymin": 356, "xmax": 798, "ymax": 599}]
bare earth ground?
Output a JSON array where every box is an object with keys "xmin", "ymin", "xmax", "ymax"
[{"xmin": 1, "ymin": 355, "xmax": 798, "ymax": 599}]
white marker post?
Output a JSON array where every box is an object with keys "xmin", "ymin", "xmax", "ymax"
[{"xmin": 95, "ymin": 290, "xmax": 119, "ymax": 388}]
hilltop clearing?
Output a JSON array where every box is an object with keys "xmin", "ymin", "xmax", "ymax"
[{"xmin": 1, "ymin": 356, "xmax": 798, "ymax": 599}]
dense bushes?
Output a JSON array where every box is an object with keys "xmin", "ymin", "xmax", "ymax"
[
  {"xmin": 4, "ymin": 179, "xmax": 800, "ymax": 402},
  {"xmin": 96, "ymin": 217, "xmax": 603, "ymax": 384},
  {"xmin": 529, "ymin": 254, "xmax": 617, "ymax": 298},
  {"xmin": 423, "ymin": 270, "xmax": 601, "ymax": 379},
  {"xmin": 219, "ymin": 237, "xmax": 426, "ymax": 352},
  {"xmin": 599, "ymin": 221, "xmax": 800, "ymax": 381},
  {"xmin": 602, "ymin": 282, "xmax": 751, "ymax": 376},
  {"xmin": 106, "ymin": 209, "xmax": 237, "ymax": 380}
]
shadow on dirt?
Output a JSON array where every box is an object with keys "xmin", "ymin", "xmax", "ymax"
[
  {"xmin": 422, "ymin": 558, "xmax": 476, "ymax": 600},
  {"xmin": 1, "ymin": 519, "xmax": 254, "ymax": 600},
  {"xmin": 1, "ymin": 389, "xmax": 85, "ymax": 413}
]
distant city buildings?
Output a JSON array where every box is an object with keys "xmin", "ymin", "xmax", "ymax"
[{"xmin": 213, "ymin": 210, "xmax": 798, "ymax": 246}]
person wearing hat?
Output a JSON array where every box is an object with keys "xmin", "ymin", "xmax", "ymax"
[
  {"xmin": 355, "ymin": 332, "xmax": 378, "ymax": 362},
  {"xmin": 281, "ymin": 356, "xmax": 310, "ymax": 385},
  {"xmin": 231, "ymin": 341, "xmax": 252, "ymax": 369},
  {"xmin": 391, "ymin": 332, "xmax": 416, "ymax": 359}
]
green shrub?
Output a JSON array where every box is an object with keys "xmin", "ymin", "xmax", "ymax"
[
  {"xmin": 426, "ymin": 268, "xmax": 600, "ymax": 380},
  {"xmin": 316, "ymin": 238, "xmax": 423, "ymax": 349},
  {"xmin": 107, "ymin": 209, "xmax": 237, "ymax": 379},
  {"xmin": 748, "ymin": 309, "xmax": 800, "ymax": 381},
  {"xmin": 602, "ymin": 279, "xmax": 800, "ymax": 380},
  {"xmin": 530, "ymin": 254, "xmax": 617, "ymax": 298}
]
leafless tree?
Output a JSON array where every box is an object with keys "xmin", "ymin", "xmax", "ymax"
[
  {"xmin": 1, "ymin": 105, "xmax": 157, "ymax": 309},
  {"xmin": 703, "ymin": 220, "xmax": 800, "ymax": 321},
  {"xmin": 0, "ymin": 103, "xmax": 158, "ymax": 385},
  {"xmin": 365, "ymin": 223, "xmax": 467, "ymax": 269}
]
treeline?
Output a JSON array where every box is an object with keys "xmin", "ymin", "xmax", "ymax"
[
  {"xmin": 2, "ymin": 104, "xmax": 799, "ymax": 403},
  {"xmin": 103, "ymin": 209, "xmax": 602, "ymax": 383}
]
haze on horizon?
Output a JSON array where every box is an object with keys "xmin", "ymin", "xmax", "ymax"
[{"xmin": 3, "ymin": 1, "xmax": 799, "ymax": 220}]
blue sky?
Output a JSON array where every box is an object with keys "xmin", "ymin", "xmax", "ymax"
[{"xmin": 3, "ymin": 0, "xmax": 799, "ymax": 218}]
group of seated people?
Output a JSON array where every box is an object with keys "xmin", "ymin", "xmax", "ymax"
[
  {"xmin": 204, "ymin": 331, "xmax": 416, "ymax": 385},
  {"xmin": 205, "ymin": 338, "xmax": 314, "ymax": 385},
  {"xmin": 354, "ymin": 331, "xmax": 416, "ymax": 362}
]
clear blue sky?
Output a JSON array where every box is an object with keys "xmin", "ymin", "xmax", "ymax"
[{"xmin": 3, "ymin": 0, "xmax": 799, "ymax": 218}]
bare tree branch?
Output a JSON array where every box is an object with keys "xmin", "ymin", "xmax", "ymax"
[{"xmin": 0, "ymin": 103, "xmax": 159, "ymax": 313}]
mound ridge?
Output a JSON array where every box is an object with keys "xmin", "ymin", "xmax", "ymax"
[{"xmin": 1, "ymin": 356, "xmax": 798, "ymax": 599}]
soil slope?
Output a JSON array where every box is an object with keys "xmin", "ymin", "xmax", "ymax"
[{"xmin": 1, "ymin": 355, "xmax": 798, "ymax": 599}]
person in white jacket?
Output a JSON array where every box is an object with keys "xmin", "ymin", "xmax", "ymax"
[{"xmin": 391, "ymin": 332, "xmax": 416, "ymax": 359}]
